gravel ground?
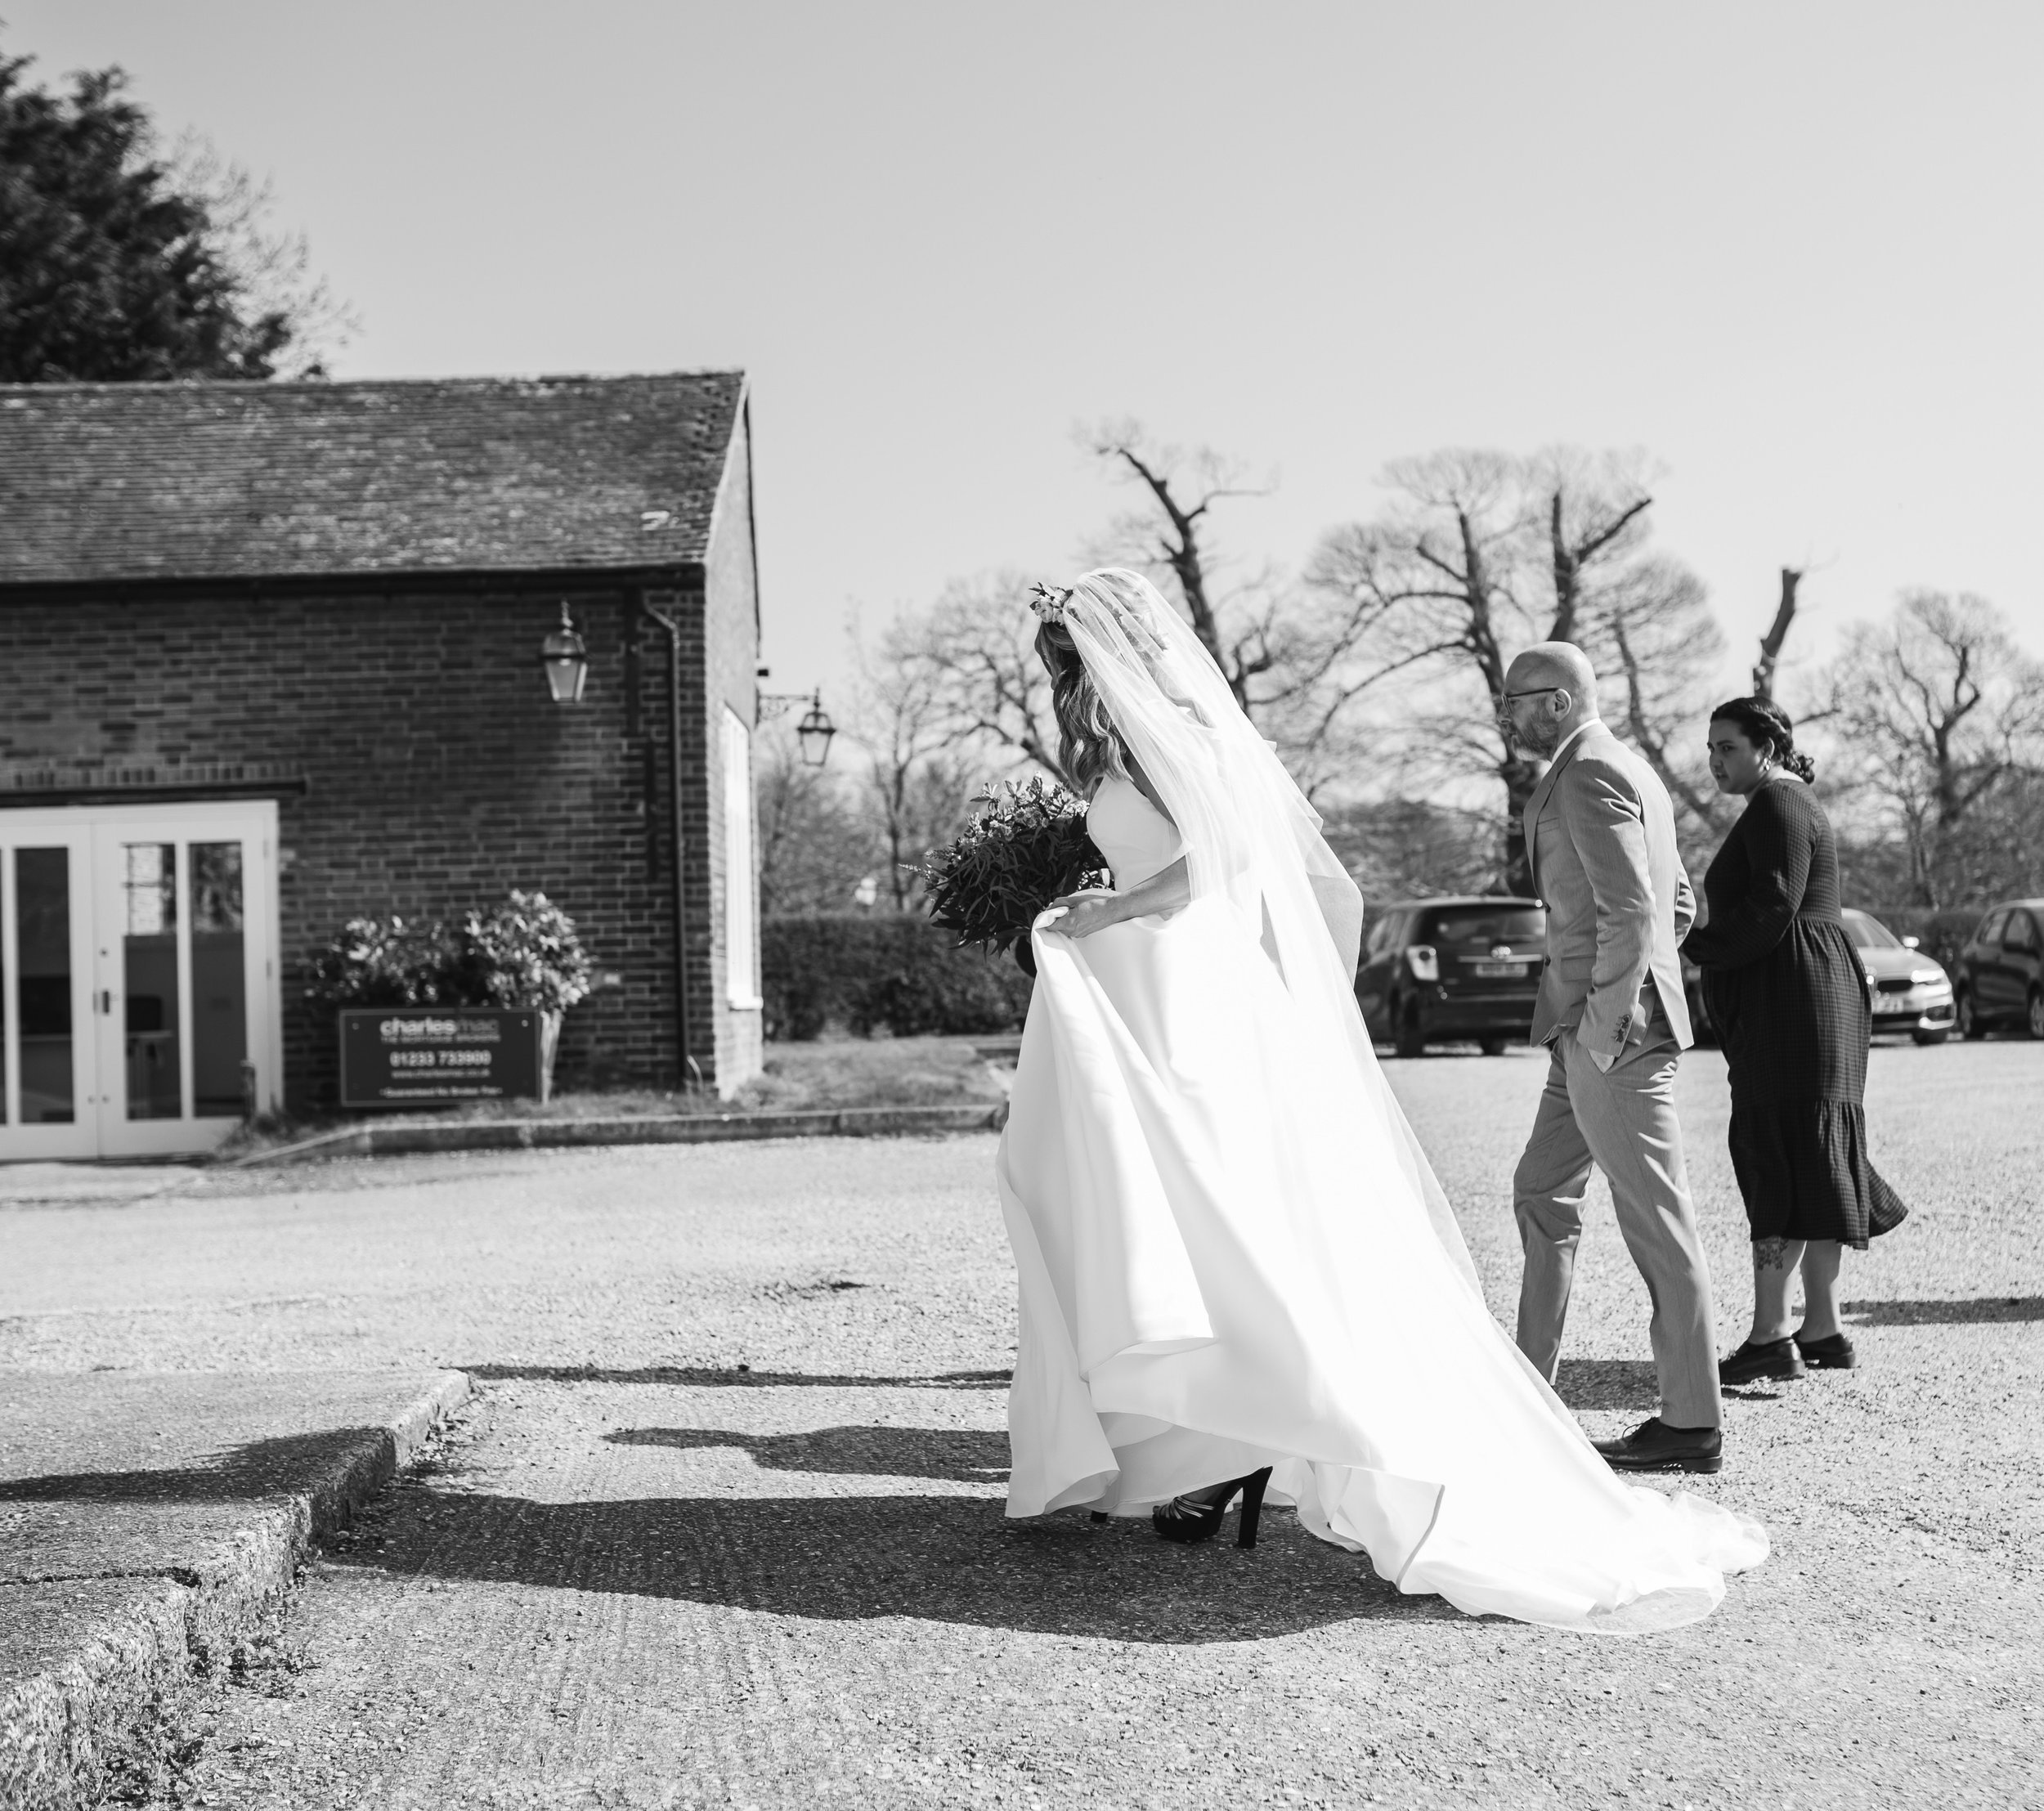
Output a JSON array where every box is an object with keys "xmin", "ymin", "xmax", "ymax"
[{"xmin": 2, "ymin": 1040, "xmax": 2039, "ymax": 1808}]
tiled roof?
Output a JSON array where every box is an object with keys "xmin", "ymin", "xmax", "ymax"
[{"xmin": 0, "ymin": 371, "xmax": 746, "ymax": 586}]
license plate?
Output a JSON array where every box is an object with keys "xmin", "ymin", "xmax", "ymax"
[
  {"xmin": 1472, "ymin": 962, "xmax": 1530, "ymax": 978},
  {"xmin": 1874, "ymin": 998, "xmax": 1912, "ymax": 1015}
]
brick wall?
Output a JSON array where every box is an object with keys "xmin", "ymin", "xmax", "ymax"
[{"xmin": 0, "ymin": 575, "xmax": 752, "ymax": 1109}]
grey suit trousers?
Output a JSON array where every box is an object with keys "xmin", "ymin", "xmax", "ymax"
[{"xmin": 1513, "ymin": 1020, "xmax": 1721, "ymax": 1430}]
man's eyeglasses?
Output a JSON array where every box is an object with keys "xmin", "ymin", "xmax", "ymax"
[{"xmin": 1493, "ymin": 686, "xmax": 1562, "ymax": 720}]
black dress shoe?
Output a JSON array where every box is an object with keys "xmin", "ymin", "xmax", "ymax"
[
  {"xmin": 1718, "ymin": 1336, "xmax": 1806, "ymax": 1386},
  {"xmin": 1593, "ymin": 1418, "xmax": 1723, "ymax": 1475},
  {"xmin": 1794, "ymin": 1329, "xmax": 1857, "ymax": 1369}
]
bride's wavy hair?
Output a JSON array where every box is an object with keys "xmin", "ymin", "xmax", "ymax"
[{"xmin": 1035, "ymin": 617, "xmax": 1130, "ymax": 796}]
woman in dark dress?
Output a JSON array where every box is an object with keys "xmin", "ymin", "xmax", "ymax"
[{"xmin": 1683, "ymin": 697, "xmax": 1907, "ymax": 1385}]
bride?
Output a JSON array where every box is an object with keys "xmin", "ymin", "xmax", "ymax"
[{"xmin": 995, "ymin": 568, "xmax": 1767, "ymax": 1633}]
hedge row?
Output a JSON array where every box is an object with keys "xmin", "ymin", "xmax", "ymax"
[{"xmin": 763, "ymin": 914, "xmax": 1033, "ymax": 1041}]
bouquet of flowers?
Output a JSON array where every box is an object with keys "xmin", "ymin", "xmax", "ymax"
[{"xmin": 921, "ymin": 778, "xmax": 1109, "ymax": 975}]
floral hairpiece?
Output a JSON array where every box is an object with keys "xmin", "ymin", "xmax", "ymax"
[{"xmin": 1027, "ymin": 582, "xmax": 1074, "ymax": 625}]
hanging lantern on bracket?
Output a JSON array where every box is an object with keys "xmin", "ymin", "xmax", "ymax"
[
  {"xmin": 795, "ymin": 690, "xmax": 837, "ymax": 767},
  {"xmin": 540, "ymin": 602, "xmax": 589, "ymax": 704}
]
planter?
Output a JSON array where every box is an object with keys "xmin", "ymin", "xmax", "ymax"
[{"xmin": 538, "ymin": 1010, "xmax": 562, "ymax": 1104}]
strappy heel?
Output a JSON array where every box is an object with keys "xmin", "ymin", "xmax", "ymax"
[{"xmin": 1150, "ymin": 1467, "xmax": 1273, "ymax": 1549}]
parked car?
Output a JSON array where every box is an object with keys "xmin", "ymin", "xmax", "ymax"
[
  {"xmin": 1953, "ymin": 899, "xmax": 2044, "ymax": 1040},
  {"xmin": 1844, "ymin": 908, "xmax": 1956, "ymax": 1045},
  {"xmin": 1356, "ymin": 896, "xmax": 1545, "ymax": 1057}
]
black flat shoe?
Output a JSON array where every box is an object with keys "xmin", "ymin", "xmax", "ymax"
[
  {"xmin": 1150, "ymin": 1468, "xmax": 1273, "ymax": 1549},
  {"xmin": 1718, "ymin": 1336, "xmax": 1805, "ymax": 1386},
  {"xmin": 1592, "ymin": 1418, "xmax": 1723, "ymax": 1475},
  {"xmin": 1794, "ymin": 1329, "xmax": 1857, "ymax": 1369}
]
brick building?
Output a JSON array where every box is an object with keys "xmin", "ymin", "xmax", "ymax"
[{"xmin": 0, "ymin": 371, "xmax": 766, "ymax": 1158}]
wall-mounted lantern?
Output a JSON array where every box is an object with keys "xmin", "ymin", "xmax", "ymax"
[
  {"xmin": 795, "ymin": 691, "xmax": 836, "ymax": 767},
  {"xmin": 759, "ymin": 685, "xmax": 837, "ymax": 766},
  {"xmin": 540, "ymin": 603, "xmax": 589, "ymax": 703}
]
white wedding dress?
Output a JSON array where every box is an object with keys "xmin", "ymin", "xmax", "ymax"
[{"xmin": 996, "ymin": 763, "xmax": 1768, "ymax": 1633}]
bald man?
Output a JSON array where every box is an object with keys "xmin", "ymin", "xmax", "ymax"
[{"xmin": 1497, "ymin": 643, "xmax": 1724, "ymax": 1473}]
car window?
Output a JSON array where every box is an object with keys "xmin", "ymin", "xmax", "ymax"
[
  {"xmin": 1976, "ymin": 909, "xmax": 2008, "ymax": 947},
  {"xmin": 1842, "ymin": 914, "xmax": 1903, "ymax": 951},
  {"xmin": 1364, "ymin": 912, "xmax": 1401, "ymax": 957},
  {"xmin": 1428, "ymin": 907, "xmax": 1547, "ymax": 946},
  {"xmin": 2006, "ymin": 911, "xmax": 2041, "ymax": 953}
]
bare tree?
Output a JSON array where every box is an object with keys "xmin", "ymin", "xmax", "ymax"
[
  {"xmin": 1304, "ymin": 446, "xmax": 1700, "ymax": 890},
  {"xmin": 1532, "ymin": 446, "xmax": 1657, "ymax": 640},
  {"xmin": 1586, "ymin": 555, "xmax": 1735, "ymax": 866},
  {"xmin": 1824, "ymin": 591, "xmax": 2044, "ymax": 907},
  {"xmin": 1087, "ymin": 422, "xmax": 1452, "ymax": 794},
  {"xmin": 884, "ymin": 571, "xmax": 1070, "ymax": 785},
  {"xmin": 850, "ymin": 623, "xmax": 990, "ymax": 909},
  {"xmin": 1750, "ymin": 567, "xmax": 1804, "ymax": 702},
  {"xmin": 1083, "ymin": 421, "xmax": 1271, "ymax": 706},
  {"xmin": 755, "ymin": 732, "xmax": 881, "ymax": 916}
]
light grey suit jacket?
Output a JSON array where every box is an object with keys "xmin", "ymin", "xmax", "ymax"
[{"xmin": 1525, "ymin": 723, "xmax": 1696, "ymax": 1059}]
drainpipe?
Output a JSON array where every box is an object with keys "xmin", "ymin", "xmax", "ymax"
[{"xmin": 639, "ymin": 596, "xmax": 704, "ymax": 1092}]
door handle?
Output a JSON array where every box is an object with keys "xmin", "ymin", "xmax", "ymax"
[{"xmin": 100, "ymin": 988, "xmax": 113, "ymax": 1015}]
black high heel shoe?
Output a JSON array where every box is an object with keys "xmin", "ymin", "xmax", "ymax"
[{"xmin": 1150, "ymin": 1468, "xmax": 1272, "ymax": 1549}]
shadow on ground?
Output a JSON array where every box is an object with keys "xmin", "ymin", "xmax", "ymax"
[
  {"xmin": 0, "ymin": 1428, "xmax": 384, "ymax": 1503},
  {"xmin": 324, "ymin": 1486, "xmax": 1462, "ymax": 1640},
  {"xmin": 606, "ymin": 1424, "xmax": 1010, "ymax": 1482},
  {"xmin": 1845, "ymin": 1297, "xmax": 2043, "ymax": 1325},
  {"xmin": 1550, "ymin": 1359, "xmax": 1661, "ymax": 1410},
  {"xmin": 462, "ymin": 1365, "xmax": 1011, "ymax": 1389}
]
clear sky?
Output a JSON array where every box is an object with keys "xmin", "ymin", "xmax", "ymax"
[{"xmin": 9, "ymin": 2, "xmax": 2042, "ymax": 710}]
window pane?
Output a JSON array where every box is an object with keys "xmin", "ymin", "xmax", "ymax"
[
  {"xmin": 123, "ymin": 842, "xmax": 182, "ymax": 1120},
  {"xmin": 190, "ymin": 843, "xmax": 247, "ymax": 1116},
  {"xmin": 1843, "ymin": 916, "xmax": 1898, "ymax": 950},
  {"xmin": 16, "ymin": 848, "xmax": 74, "ymax": 1124},
  {"xmin": 1430, "ymin": 908, "xmax": 1548, "ymax": 945}
]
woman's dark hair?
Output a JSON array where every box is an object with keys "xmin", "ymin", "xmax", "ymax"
[
  {"xmin": 1709, "ymin": 695, "xmax": 1817, "ymax": 783},
  {"xmin": 1035, "ymin": 618, "xmax": 1129, "ymax": 796}
]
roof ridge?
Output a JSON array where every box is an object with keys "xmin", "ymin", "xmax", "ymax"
[
  {"xmin": 0, "ymin": 372, "xmax": 749, "ymax": 583},
  {"xmin": 0, "ymin": 368, "xmax": 746, "ymax": 396}
]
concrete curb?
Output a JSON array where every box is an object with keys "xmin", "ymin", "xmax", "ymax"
[
  {"xmin": 223, "ymin": 1101, "xmax": 1009, "ymax": 1168},
  {"xmin": 0, "ymin": 1370, "xmax": 470, "ymax": 1811}
]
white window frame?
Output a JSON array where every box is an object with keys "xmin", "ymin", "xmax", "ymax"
[{"xmin": 720, "ymin": 707, "xmax": 762, "ymax": 1010}]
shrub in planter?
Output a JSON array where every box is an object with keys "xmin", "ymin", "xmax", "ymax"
[
  {"xmin": 306, "ymin": 891, "xmax": 593, "ymax": 1095},
  {"xmin": 762, "ymin": 913, "xmax": 1031, "ymax": 1041}
]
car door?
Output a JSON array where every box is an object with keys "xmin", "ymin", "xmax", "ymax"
[
  {"xmin": 1355, "ymin": 910, "xmax": 1405, "ymax": 1033},
  {"xmin": 1967, "ymin": 909, "xmax": 2010, "ymax": 1019},
  {"xmin": 2001, "ymin": 910, "xmax": 2042, "ymax": 1021}
]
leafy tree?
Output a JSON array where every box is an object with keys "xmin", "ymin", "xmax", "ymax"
[{"xmin": 0, "ymin": 46, "xmax": 350, "ymax": 381}]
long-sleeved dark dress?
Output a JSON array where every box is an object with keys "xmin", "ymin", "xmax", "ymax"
[{"xmin": 1682, "ymin": 776, "xmax": 1907, "ymax": 1249}]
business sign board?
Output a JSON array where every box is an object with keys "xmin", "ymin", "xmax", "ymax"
[{"xmin": 338, "ymin": 1008, "xmax": 543, "ymax": 1109}]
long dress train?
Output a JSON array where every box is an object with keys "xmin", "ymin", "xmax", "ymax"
[{"xmin": 997, "ymin": 775, "xmax": 1767, "ymax": 1634}]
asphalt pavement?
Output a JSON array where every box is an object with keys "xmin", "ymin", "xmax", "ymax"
[{"xmin": 2, "ymin": 1039, "xmax": 2039, "ymax": 1809}]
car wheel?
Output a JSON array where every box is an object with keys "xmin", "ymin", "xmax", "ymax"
[
  {"xmin": 1912, "ymin": 1029, "xmax": 1949, "ymax": 1047},
  {"xmin": 1957, "ymin": 990, "xmax": 1983, "ymax": 1040},
  {"xmin": 1478, "ymin": 1037, "xmax": 1507, "ymax": 1056},
  {"xmin": 1395, "ymin": 1002, "xmax": 1426, "ymax": 1060},
  {"xmin": 2029, "ymin": 989, "xmax": 2044, "ymax": 1041}
]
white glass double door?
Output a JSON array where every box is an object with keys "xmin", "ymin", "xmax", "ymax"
[{"xmin": 1, "ymin": 801, "xmax": 280, "ymax": 1160}]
